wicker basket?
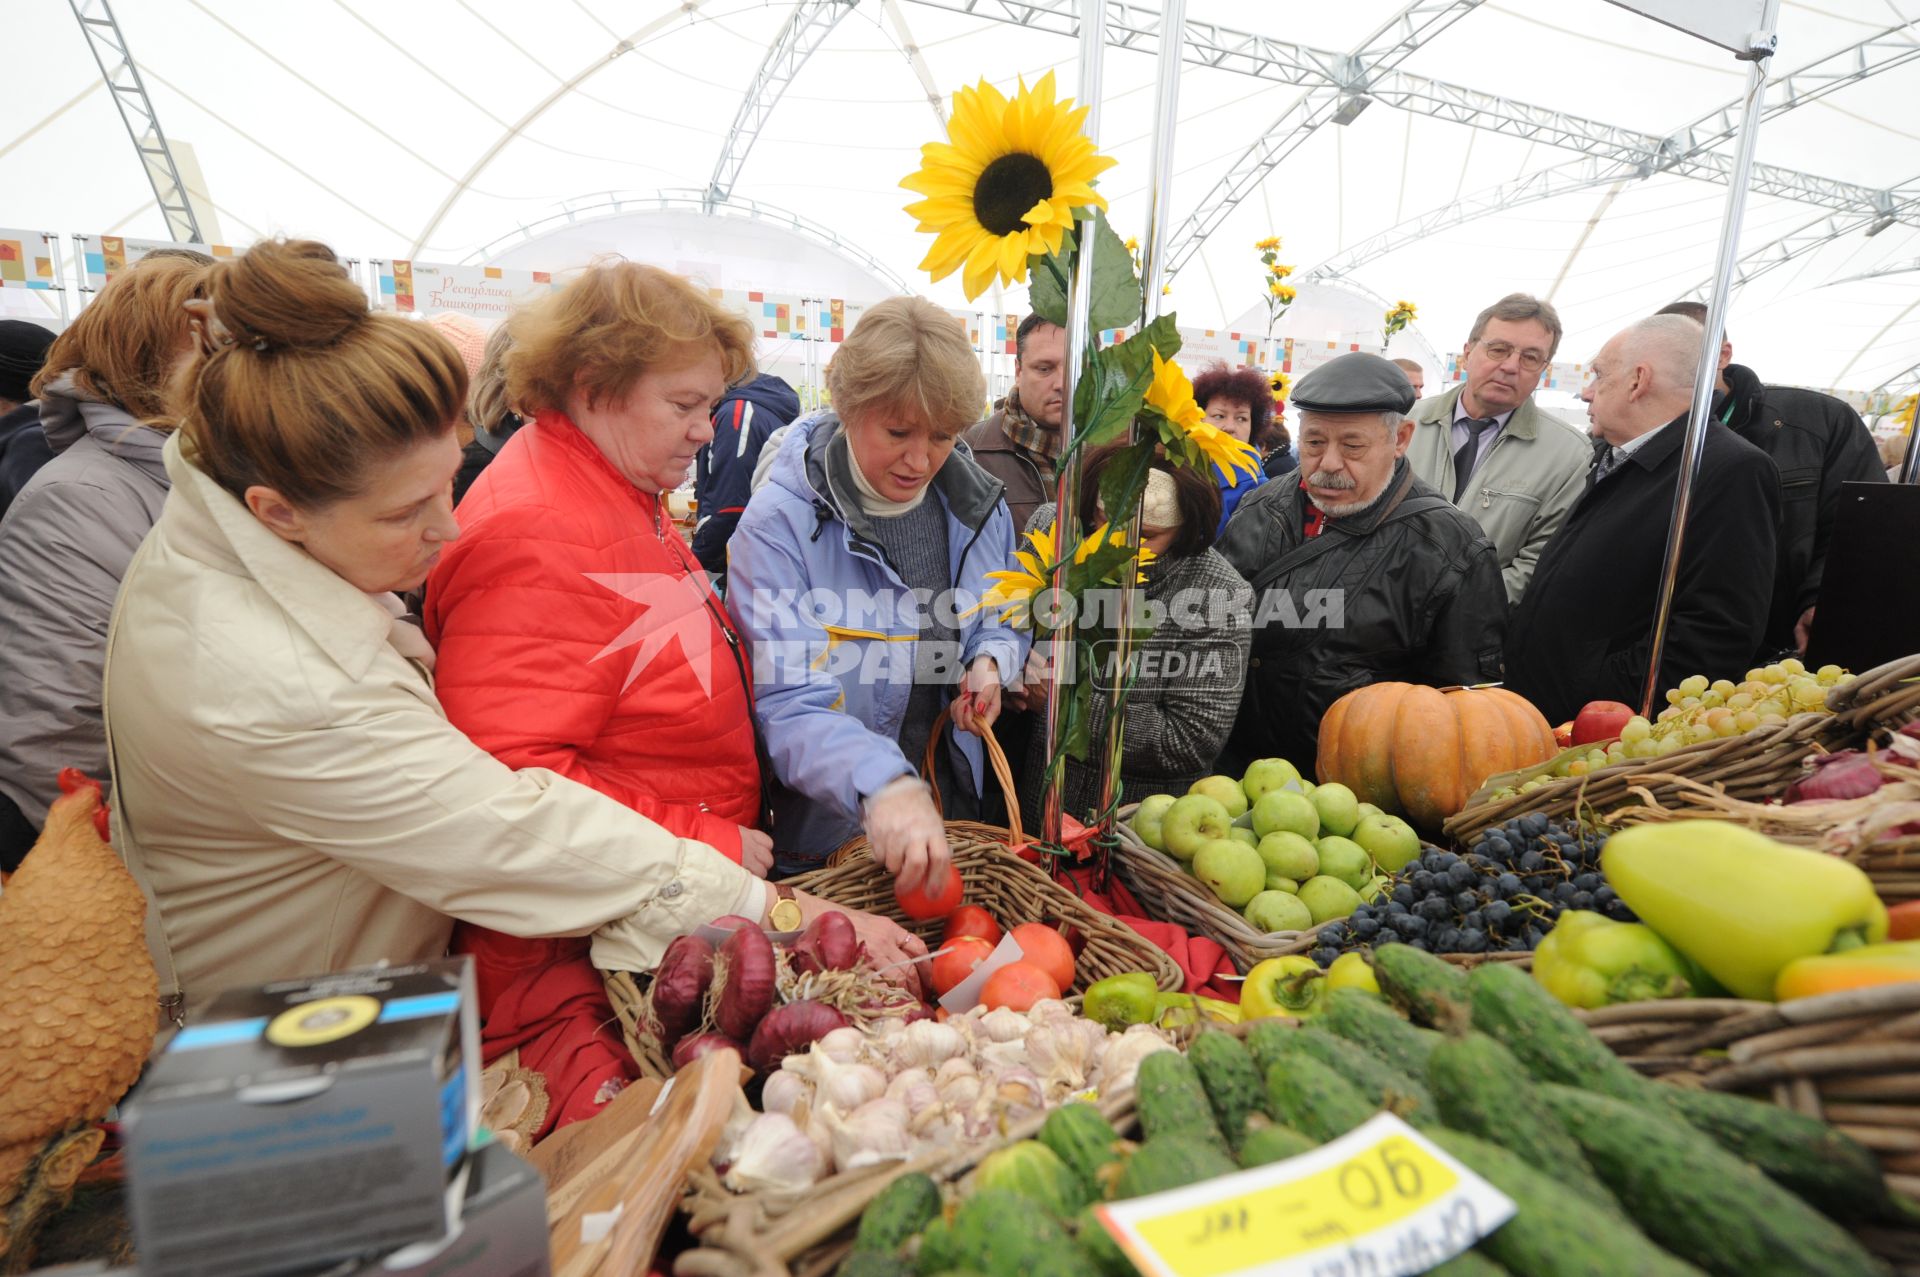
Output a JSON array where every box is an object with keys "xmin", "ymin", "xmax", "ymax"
[
  {"xmin": 1828, "ymin": 651, "xmax": 1920, "ymax": 740},
  {"xmin": 1106, "ymin": 810, "xmax": 1316, "ymax": 971}
]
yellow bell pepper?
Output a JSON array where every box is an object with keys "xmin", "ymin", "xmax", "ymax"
[
  {"xmin": 1324, "ymin": 951, "xmax": 1381, "ymax": 997},
  {"xmin": 1151, "ymin": 991, "xmax": 1241, "ymax": 1028},
  {"xmin": 1533, "ymin": 910, "xmax": 1692, "ymax": 1009},
  {"xmin": 1602, "ymin": 821, "xmax": 1888, "ymax": 1001},
  {"xmin": 1775, "ymin": 940, "xmax": 1920, "ymax": 1001}
]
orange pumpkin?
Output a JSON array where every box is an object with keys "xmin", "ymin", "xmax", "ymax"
[{"xmin": 1316, "ymin": 683, "xmax": 1558, "ymax": 831}]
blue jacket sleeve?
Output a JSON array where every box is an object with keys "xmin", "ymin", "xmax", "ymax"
[
  {"xmin": 957, "ymin": 500, "xmax": 1029, "ymax": 685},
  {"xmin": 726, "ymin": 505, "xmax": 918, "ymax": 822},
  {"xmin": 693, "ymin": 399, "xmax": 765, "ymax": 579}
]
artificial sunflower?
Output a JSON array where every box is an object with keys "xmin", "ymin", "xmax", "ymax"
[
  {"xmin": 1255, "ymin": 236, "xmax": 1282, "ymax": 252},
  {"xmin": 1145, "ymin": 349, "xmax": 1261, "ymax": 485},
  {"xmin": 1268, "ymin": 262, "xmax": 1294, "ymax": 279},
  {"xmin": 1269, "ymin": 283, "xmax": 1297, "ymax": 303},
  {"xmin": 901, "ymin": 71, "xmax": 1116, "ymax": 300},
  {"xmin": 970, "ymin": 520, "xmax": 1153, "ymax": 626},
  {"xmin": 1124, "ymin": 236, "xmax": 1140, "ymax": 255},
  {"xmin": 1270, "ymin": 370, "xmax": 1292, "ymax": 399}
]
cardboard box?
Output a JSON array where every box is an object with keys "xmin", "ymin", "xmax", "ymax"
[
  {"xmin": 348, "ymin": 1140, "xmax": 550, "ymax": 1277},
  {"xmin": 123, "ymin": 960, "xmax": 481, "ymax": 1277}
]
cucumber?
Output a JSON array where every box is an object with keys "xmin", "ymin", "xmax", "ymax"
[
  {"xmin": 1368, "ymin": 944, "xmax": 1470, "ymax": 1027},
  {"xmin": 1425, "ymin": 1032, "xmax": 1617, "ymax": 1212},
  {"xmin": 856, "ymin": 1172, "xmax": 944, "ymax": 1255},
  {"xmin": 1112, "ymin": 1132, "xmax": 1238, "ymax": 1200},
  {"xmin": 943, "ymin": 1189, "xmax": 1101, "ymax": 1277},
  {"xmin": 1262, "ymin": 1055, "xmax": 1376, "ymax": 1142},
  {"xmin": 1320, "ymin": 988, "xmax": 1442, "ymax": 1077},
  {"xmin": 1135, "ymin": 1051, "xmax": 1224, "ymax": 1148},
  {"xmin": 842, "ymin": 1254, "xmax": 915, "ymax": 1277},
  {"xmin": 1660, "ymin": 1085, "xmax": 1892, "ymax": 1222},
  {"xmin": 1245, "ymin": 1020, "xmax": 1431, "ymax": 1121},
  {"xmin": 1039, "ymin": 1103, "xmax": 1123, "ymax": 1201},
  {"xmin": 1465, "ymin": 961, "xmax": 1647, "ymax": 1099},
  {"xmin": 1186, "ymin": 1030, "xmax": 1262, "ymax": 1149},
  {"xmin": 1539, "ymin": 1084, "xmax": 1887, "ymax": 1277},
  {"xmin": 1235, "ymin": 1121, "xmax": 1316, "ymax": 1168},
  {"xmin": 1073, "ymin": 1205, "xmax": 1132, "ymax": 1277},
  {"xmin": 1429, "ymin": 1129, "xmax": 1705, "ymax": 1277}
]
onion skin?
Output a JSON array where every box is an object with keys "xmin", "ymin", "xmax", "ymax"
[
  {"xmin": 1788, "ymin": 751, "xmax": 1885, "ymax": 804},
  {"xmin": 716, "ymin": 923, "xmax": 778, "ymax": 1042},
  {"xmin": 651, "ymin": 934, "xmax": 716, "ymax": 1046},
  {"xmin": 672, "ymin": 1031, "xmax": 746, "ymax": 1070},
  {"xmin": 790, "ymin": 911, "xmax": 860, "ymax": 975},
  {"xmin": 746, "ymin": 1000, "xmax": 851, "ymax": 1072},
  {"xmin": 709, "ymin": 914, "xmax": 761, "ymax": 933}
]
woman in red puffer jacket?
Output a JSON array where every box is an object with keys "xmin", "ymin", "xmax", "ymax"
[{"xmin": 426, "ymin": 263, "xmax": 769, "ymax": 1131}]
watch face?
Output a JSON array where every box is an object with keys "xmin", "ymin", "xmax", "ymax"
[{"xmin": 770, "ymin": 900, "xmax": 805, "ymax": 931}]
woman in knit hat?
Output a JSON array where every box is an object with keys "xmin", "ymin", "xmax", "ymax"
[{"xmin": 0, "ymin": 318, "xmax": 57, "ymax": 520}]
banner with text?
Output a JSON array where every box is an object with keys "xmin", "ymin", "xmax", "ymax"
[
  {"xmin": 374, "ymin": 260, "xmax": 555, "ymax": 321},
  {"xmin": 77, "ymin": 234, "xmax": 239, "ymax": 290}
]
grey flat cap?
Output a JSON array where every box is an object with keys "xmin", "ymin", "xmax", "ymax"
[{"xmin": 1291, "ymin": 352, "xmax": 1416, "ymax": 415}]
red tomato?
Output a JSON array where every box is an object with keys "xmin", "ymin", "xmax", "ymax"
[
  {"xmin": 894, "ymin": 866, "xmax": 964, "ymax": 921},
  {"xmin": 980, "ymin": 961, "xmax": 1062, "ymax": 1012},
  {"xmin": 942, "ymin": 905, "xmax": 1003, "ymax": 946},
  {"xmin": 931, "ymin": 936, "xmax": 997, "ymax": 996},
  {"xmin": 1008, "ymin": 923, "xmax": 1076, "ymax": 993}
]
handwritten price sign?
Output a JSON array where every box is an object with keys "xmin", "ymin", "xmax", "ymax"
[{"xmin": 1096, "ymin": 1115, "xmax": 1514, "ymax": 1277}]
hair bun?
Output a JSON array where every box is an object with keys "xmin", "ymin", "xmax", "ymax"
[{"xmin": 212, "ymin": 239, "xmax": 366, "ymax": 353}]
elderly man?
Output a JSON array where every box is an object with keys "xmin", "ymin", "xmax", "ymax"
[
  {"xmin": 1654, "ymin": 300, "xmax": 1885, "ymax": 655},
  {"xmin": 965, "ymin": 313, "xmax": 1065, "ymax": 531},
  {"xmin": 1407, "ymin": 293, "xmax": 1591, "ymax": 607},
  {"xmin": 1217, "ymin": 352, "xmax": 1507, "ymax": 770},
  {"xmin": 1505, "ymin": 315, "xmax": 1779, "ymax": 724}
]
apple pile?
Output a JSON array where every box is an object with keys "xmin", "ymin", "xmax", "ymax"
[{"xmin": 1129, "ymin": 758, "xmax": 1424, "ymax": 937}]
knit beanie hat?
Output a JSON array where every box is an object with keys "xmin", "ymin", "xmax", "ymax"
[
  {"xmin": 427, "ymin": 312, "xmax": 489, "ymax": 379},
  {"xmin": 0, "ymin": 320, "xmax": 56, "ymax": 404}
]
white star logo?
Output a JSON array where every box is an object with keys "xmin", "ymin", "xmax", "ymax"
[{"xmin": 582, "ymin": 571, "xmax": 720, "ymax": 696}]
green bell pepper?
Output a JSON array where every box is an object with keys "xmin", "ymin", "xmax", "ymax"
[
  {"xmin": 1533, "ymin": 910, "xmax": 1692, "ymax": 1008},
  {"xmin": 1083, "ymin": 972, "xmax": 1159, "ymax": 1028},
  {"xmin": 1602, "ymin": 821, "xmax": 1888, "ymax": 1001}
]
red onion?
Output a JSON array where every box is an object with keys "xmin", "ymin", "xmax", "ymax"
[
  {"xmin": 1788, "ymin": 751, "xmax": 1886, "ymax": 804},
  {"xmin": 789, "ymin": 910, "xmax": 860, "ymax": 975},
  {"xmin": 715, "ymin": 923, "xmax": 777, "ymax": 1042},
  {"xmin": 745, "ymin": 1000, "xmax": 850, "ymax": 1072},
  {"xmin": 708, "ymin": 914, "xmax": 760, "ymax": 933},
  {"xmin": 650, "ymin": 934, "xmax": 715, "ymax": 1047},
  {"xmin": 672, "ymin": 1032, "xmax": 745, "ymax": 1071}
]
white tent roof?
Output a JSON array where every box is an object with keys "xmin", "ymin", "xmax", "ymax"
[{"xmin": 6, "ymin": 0, "xmax": 1919, "ymax": 400}]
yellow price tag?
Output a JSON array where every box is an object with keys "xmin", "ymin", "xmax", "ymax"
[{"xmin": 1097, "ymin": 1115, "xmax": 1514, "ymax": 1277}]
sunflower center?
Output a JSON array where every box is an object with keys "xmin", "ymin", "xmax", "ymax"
[{"xmin": 973, "ymin": 153, "xmax": 1055, "ymax": 236}]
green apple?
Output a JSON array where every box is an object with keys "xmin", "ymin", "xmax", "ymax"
[
  {"xmin": 1240, "ymin": 757, "xmax": 1302, "ymax": 804},
  {"xmin": 1356, "ymin": 801, "xmax": 1384, "ymax": 821},
  {"xmin": 1250, "ymin": 790, "xmax": 1319, "ymax": 841},
  {"xmin": 1256, "ymin": 831, "xmax": 1318, "ymax": 882},
  {"xmin": 1297, "ymin": 874, "xmax": 1363, "ymax": 925},
  {"xmin": 1227, "ymin": 827, "xmax": 1260, "ymax": 850},
  {"xmin": 1188, "ymin": 774, "xmax": 1249, "ymax": 819},
  {"xmin": 1265, "ymin": 874, "xmax": 1300, "ymax": 894},
  {"xmin": 1192, "ymin": 839, "xmax": 1266, "ymax": 907},
  {"xmin": 1243, "ymin": 889, "xmax": 1314, "ymax": 933},
  {"xmin": 1360, "ymin": 874, "xmax": 1392, "ymax": 904},
  {"xmin": 1296, "ymin": 778, "xmax": 1317, "ymax": 798},
  {"xmin": 1310, "ymin": 782, "xmax": 1361, "ymax": 837},
  {"xmin": 1314, "ymin": 836, "xmax": 1373, "ymax": 891},
  {"xmin": 1352, "ymin": 812, "xmax": 1422, "ymax": 874},
  {"xmin": 1161, "ymin": 794, "xmax": 1232, "ymax": 861},
  {"xmin": 1130, "ymin": 794, "xmax": 1178, "ymax": 851}
]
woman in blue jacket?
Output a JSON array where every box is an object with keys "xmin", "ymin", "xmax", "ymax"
[
  {"xmin": 727, "ymin": 296, "xmax": 1026, "ymax": 884},
  {"xmin": 1191, "ymin": 362, "xmax": 1274, "ymax": 535}
]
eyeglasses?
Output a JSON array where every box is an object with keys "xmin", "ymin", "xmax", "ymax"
[{"xmin": 1474, "ymin": 340, "xmax": 1550, "ymax": 374}]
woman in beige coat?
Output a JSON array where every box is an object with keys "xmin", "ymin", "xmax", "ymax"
[{"xmin": 103, "ymin": 240, "xmax": 924, "ymax": 1062}]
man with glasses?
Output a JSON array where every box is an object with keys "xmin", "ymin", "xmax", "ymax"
[{"xmin": 1407, "ymin": 294, "xmax": 1591, "ymax": 605}]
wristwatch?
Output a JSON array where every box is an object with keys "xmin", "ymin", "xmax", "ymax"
[{"xmin": 768, "ymin": 883, "xmax": 804, "ymax": 932}]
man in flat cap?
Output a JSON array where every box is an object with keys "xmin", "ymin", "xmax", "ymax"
[{"xmin": 1216, "ymin": 352, "xmax": 1508, "ymax": 769}]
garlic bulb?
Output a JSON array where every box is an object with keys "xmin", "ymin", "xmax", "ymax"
[
  {"xmin": 1025, "ymin": 1021, "xmax": 1098, "ymax": 1095},
  {"xmin": 892, "ymin": 1019, "xmax": 968, "ymax": 1070},
  {"xmin": 825, "ymin": 1097, "xmax": 913, "ymax": 1169},
  {"xmin": 976, "ymin": 1039, "xmax": 1029, "ymax": 1074},
  {"xmin": 1096, "ymin": 1025, "xmax": 1177, "ymax": 1093},
  {"xmin": 761, "ymin": 1069, "xmax": 813, "ymax": 1117},
  {"xmin": 817, "ymin": 1026, "xmax": 867, "ymax": 1063},
  {"xmin": 1026, "ymin": 998, "xmax": 1074, "ymax": 1028},
  {"xmin": 989, "ymin": 1066, "xmax": 1045, "ymax": 1118},
  {"xmin": 724, "ymin": 1113, "xmax": 824, "ymax": 1194},
  {"xmin": 886, "ymin": 1070, "xmax": 941, "ymax": 1118},
  {"xmin": 977, "ymin": 1007, "xmax": 1028, "ymax": 1043},
  {"xmin": 934, "ymin": 1056, "xmax": 982, "ymax": 1109},
  {"xmin": 818, "ymin": 1058, "xmax": 888, "ymax": 1114}
]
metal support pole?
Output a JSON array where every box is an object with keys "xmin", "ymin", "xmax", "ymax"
[
  {"xmin": 1095, "ymin": 0, "xmax": 1186, "ymax": 834},
  {"xmin": 1040, "ymin": 0, "xmax": 1107, "ymax": 845},
  {"xmin": 1900, "ymin": 402, "xmax": 1920, "ymax": 484},
  {"xmin": 1641, "ymin": 9, "xmax": 1778, "ymax": 716}
]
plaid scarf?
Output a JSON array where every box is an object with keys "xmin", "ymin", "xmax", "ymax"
[{"xmin": 1001, "ymin": 387, "xmax": 1061, "ymax": 475}]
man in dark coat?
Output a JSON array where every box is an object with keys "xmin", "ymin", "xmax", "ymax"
[
  {"xmin": 1506, "ymin": 314, "xmax": 1780, "ymax": 725},
  {"xmin": 1217, "ymin": 352, "xmax": 1508, "ymax": 770},
  {"xmin": 692, "ymin": 372, "xmax": 801, "ymax": 581},
  {"xmin": 1655, "ymin": 301, "xmax": 1885, "ymax": 654},
  {"xmin": 963, "ymin": 314, "xmax": 1065, "ymax": 532},
  {"xmin": 0, "ymin": 319, "xmax": 56, "ymax": 523}
]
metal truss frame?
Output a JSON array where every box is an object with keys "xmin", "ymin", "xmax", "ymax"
[
  {"xmin": 706, "ymin": 0, "xmax": 861, "ymax": 209},
  {"xmin": 68, "ymin": 0, "xmax": 202, "ymax": 243}
]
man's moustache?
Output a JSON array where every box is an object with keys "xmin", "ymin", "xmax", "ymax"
[{"xmin": 1306, "ymin": 471, "xmax": 1357, "ymax": 490}]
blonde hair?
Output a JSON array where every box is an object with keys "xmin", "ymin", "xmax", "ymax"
[
  {"xmin": 827, "ymin": 296, "xmax": 985, "ymax": 431},
  {"xmin": 177, "ymin": 239, "xmax": 467, "ymax": 508},
  {"xmin": 504, "ymin": 261, "xmax": 756, "ymax": 418},
  {"xmin": 466, "ymin": 321, "xmax": 516, "ymax": 437},
  {"xmin": 32, "ymin": 253, "xmax": 211, "ymax": 428}
]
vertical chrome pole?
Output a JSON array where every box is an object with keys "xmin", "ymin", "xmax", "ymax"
[
  {"xmin": 1900, "ymin": 394, "xmax": 1920, "ymax": 485},
  {"xmin": 1040, "ymin": 0, "xmax": 1107, "ymax": 845},
  {"xmin": 1095, "ymin": 0, "xmax": 1185, "ymax": 834},
  {"xmin": 1640, "ymin": 11, "xmax": 1777, "ymax": 716}
]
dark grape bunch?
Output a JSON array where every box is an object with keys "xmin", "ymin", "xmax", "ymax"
[{"xmin": 1309, "ymin": 811, "xmax": 1634, "ymax": 966}]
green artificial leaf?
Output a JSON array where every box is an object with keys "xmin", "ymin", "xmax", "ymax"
[
  {"xmin": 1086, "ymin": 211, "xmax": 1144, "ymax": 333},
  {"xmin": 1097, "ymin": 440, "xmax": 1161, "ymax": 538},
  {"xmin": 1074, "ymin": 350, "xmax": 1154, "ymax": 449},
  {"xmin": 1026, "ymin": 245, "xmax": 1073, "ymax": 328}
]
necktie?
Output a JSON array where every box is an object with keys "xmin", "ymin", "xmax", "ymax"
[
  {"xmin": 1452, "ymin": 417, "xmax": 1499, "ymax": 502},
  {"xmin": 1589, "ymin": 439, "xmax": 1625, "ymax": 488}
]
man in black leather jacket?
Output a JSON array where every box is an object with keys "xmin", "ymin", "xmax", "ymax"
[
  {"xmin": 1216, "ymin": 353, "xmax": 1508, "ymax": 771},
  {"xmin": 1656, "ymin": 301, "xmax": 1885, "ymax": 653}
]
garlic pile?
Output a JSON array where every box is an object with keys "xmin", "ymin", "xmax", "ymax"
[{"xmin": 717, "ymin": 999, "xmax": 1175, "ymax": 1194}]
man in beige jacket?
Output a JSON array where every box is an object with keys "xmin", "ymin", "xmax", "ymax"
[{"xmin": 1407, "ymin": 293, "xmax": 1592, "ymax": 606}]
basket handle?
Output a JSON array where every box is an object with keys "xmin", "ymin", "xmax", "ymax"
[{"xmin": 922, "ymin": 702, "xmax": 1025, "ymax": 846}]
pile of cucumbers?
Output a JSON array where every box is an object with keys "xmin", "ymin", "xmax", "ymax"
[{"xmin": 840, "ymin": 945, "xmax": 1901, "ymax": 1277}]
